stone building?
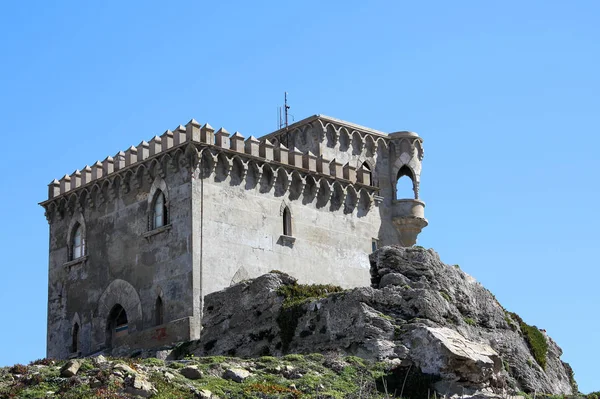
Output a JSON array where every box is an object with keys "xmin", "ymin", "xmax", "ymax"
[{"xmin": 40, "ymin": 114, "xmax": 427, "ymax": 359}]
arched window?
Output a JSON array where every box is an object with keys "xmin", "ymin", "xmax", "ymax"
[
  {"xmin": 152, "ymin": 190, "xmax": 168, "ymax": 229},
  {"xmin": 71, "ymin": 323, "xmax": 79, "ymax": 353},
  {"xmin": 71, "ymin": 223, "xmax": 84, "ymax": 260},
  {"xmin": 155, "ymin": 296, "xmax": 164, "ymax": 326},
  {"xmin": 396, "ymin": 165, "xmax": 415, "ymax": 200},
  {"xmin": 283, "ymin": 206, "xmax": 292, "ymax": 236}
]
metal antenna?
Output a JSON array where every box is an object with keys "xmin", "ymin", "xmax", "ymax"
[{"xmin": 284, "ymin": 92, "xmax": 290, "ymax": 130}]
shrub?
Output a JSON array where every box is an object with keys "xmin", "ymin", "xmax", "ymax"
[
  {"xmin": 507, "ymin": 311, "xmax": 549, "ymax": 370},
  {"xmin": 29, "ymin": 358, "xmax": 55, "ymax": 366},
  {"xmin": 141, "ymin": 358, "xmax": 165, "ymax": 367},
  {"xmin": 440, "ymin": 291, "xmax": 451, "ymax": 302},
  {"xmin": 520, "ymin": 323, "xmax": 548, "ymax": 370},
  {"xmin": 464, "ymin": 317, "xmax": 476, "ymax": 326},
  {"xmin": 9, "ymin": 364, "xmax": 28, "ymax": 375}
]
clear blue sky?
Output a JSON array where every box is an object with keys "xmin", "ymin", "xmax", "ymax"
[{"xmin": 1, "ymin": 0, "xmax": 598, "ymax": 392}]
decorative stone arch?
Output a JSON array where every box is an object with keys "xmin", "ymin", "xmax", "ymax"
[
  {"xmin": 280, "ymin": 200, "xmax": 293, "ymax": 237},
  {"xmin": 70, "ymin": 312, "xmax": 81, "ymax": 353},
  {"xmin": 94, "ymin": 279, "xmax": 142, "ymax": 348},
  {"xmin": 67, "ymin": 211, "xmax": 86, "ymax": 261},
  {"xmin": 392, "ymin": 159, "xmax": 418, "ymax": 200},
  {"xmin": 148, "ymin": 176, "xmax": 169, "ymax": 206},
  {"xmin": 148, "ymin": 176, "xmax": 170, "ymax": 229}
]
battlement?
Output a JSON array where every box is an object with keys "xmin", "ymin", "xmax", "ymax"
[{"xmin": 42, "ymin": 116, "xmax": 407, "ymax": 203}]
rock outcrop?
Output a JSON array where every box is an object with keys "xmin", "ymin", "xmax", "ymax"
[{"xmin": 192, "ymin": 246, "xmax": 576, "ymax": 396}]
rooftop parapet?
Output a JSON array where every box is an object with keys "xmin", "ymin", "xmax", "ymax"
[{"xmin": 43, "ymin": 116, "xmax": 394, "ymax": 201}]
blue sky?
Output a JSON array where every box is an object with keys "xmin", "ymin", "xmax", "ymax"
[{"xmin": 0, "ymin": 0, "xmax": 598, "ymax": 392}]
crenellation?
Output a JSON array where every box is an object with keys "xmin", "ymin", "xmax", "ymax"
[
  {"xmin": 230, "ymin": 132, "xmax": 245, "ymax": 152},
  {"xmin": 186, "ymin": 119, "xmax": 201, "ymax": 142},
  {"xmin": 357, "ymin": 164, "xmax": 372, "ymax": 186},
  {"xmin": 317, "ymin": 155, "xmax": 331, "ymax": 176},
  {"xmin": 173, "ymin": 125, "xmax": 187, "ymax": 145},
  {"xmin": 91, "ymin": 161, "xmax": 103, "ymax": 181},
  {"xmin": 161, "ymin": 130, "xmax": 174, "ymax": 151},
  {"xmin": 81, "ymin": 166, "xmax": 92, "ymax": 185},
  {"xmin": 70, "ymin": 170, "xmax": 81, "ymax": 189},
  {"xmin": 245, "ymin": 135, "xmax": 260, "ymax": 157},
  {"xmin": 343, "ymin": 163, "xmax": 357, "ymax": 183},
  {"xmin": 259, "ymin": 139, "xmax": 274, "ymax": 161},
  {"xmin": 114, "ymin": 152, "xmax": 126, "ymax": 170},
  {"xmin": 48, "ymin": 179, "xmax": 60, "ymax": 199},
  {"xmin": 288, "ymin": 148, "xmax": 303, "ymax": 167},
  {"xmin": 201, "ymin": 123, "xmax": 215, "ymax": 144},
  {"xmin": 215, "ymin": 127, "xmax": 230, "ymax": 149},
  {"xmin": 60, "ymin": 174, "xmax": 71, "ymax": 193},
  {"xmin": 303, "ymin": 151, "xmax": 317, "ymax": 172},
  {"xmin": 330, "ymin": 158, "xmax": 343, "ymax": 178},
  {"xmin": 125, "ymin": 146, "xmax": 138, "ymax": 166},
  {"xmin": 137, "ymin": 141, "xmax": 149, "ymax": 161},
  {"xmin": 275, "ymin": 143, "xmax": 288, "ymax": 164},
  {"xmin": 149, "ymin": 136, "xmax": 162, "ymax": 156}
]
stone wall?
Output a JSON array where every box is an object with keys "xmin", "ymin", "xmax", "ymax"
[{"xmin": 46, "ymin": 164, "xmax": 194, "ymax": 359}]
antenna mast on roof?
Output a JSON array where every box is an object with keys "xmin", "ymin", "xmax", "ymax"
[{"xmin": 277, "ymin": 92, "xmax": 291, "ymax": 131}]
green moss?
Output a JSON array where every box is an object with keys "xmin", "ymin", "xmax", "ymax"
[
  {"xmin": 464, "ymin": 317, "xmax": 476, "ymax": 326},
  {"xmin": 277, "ymin": 283, "xmax": 344, "ymax": 309},
  {"xmin": 150, "ymin": 372, "xmax": 199, "ymax": 399},
  {"xmin": 344, "ymin": 356, "xmax": 366, "ymax": 367},
  {"xmin": 282, "ymin": 354, "xmax": 304, "ymax": 362},
  {"xmin": 440, "ymin": 291, "xmax": 451, "ymax": 302},
  {"xmin": 141, "ymin": 357, "xmax": 165, "ymax": 367},
  {"xmin": 304, "ymin": 353, "xmax": 324, "ymax": 362},
  {"xmin": 167, "ymin": 361, "xmax": 185, "ymax": 369}
]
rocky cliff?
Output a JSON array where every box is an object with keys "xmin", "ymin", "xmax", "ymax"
[{"xmin": 191, "ymin": 246, "xmax": 577, "ymax": 397}]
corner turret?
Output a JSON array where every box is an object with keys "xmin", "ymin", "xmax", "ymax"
[{"xmin": 388, "ymin": 131, "xmax": 428, "ymax": 246}]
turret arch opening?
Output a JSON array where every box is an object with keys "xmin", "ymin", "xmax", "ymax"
[
  {"xmin": 396, "ymin": 165, "xmax": 415, "ymax": 200},
  {"xmin": 106, "ymin": 304, "xmax": 128, "ymax": 349}
]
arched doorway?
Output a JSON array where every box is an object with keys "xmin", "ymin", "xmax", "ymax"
[{"xmin": 106, "ymin": 304, "xmax": 128, "ymax": 348}]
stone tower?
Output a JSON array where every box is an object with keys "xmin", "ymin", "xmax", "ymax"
[
  {"xmin": 388, "ymin": 131, "xmax": 428, "ymax": 246},
  {"xmin": 40, "ymin": 114, "xmax": 427, "ymax": 359}
]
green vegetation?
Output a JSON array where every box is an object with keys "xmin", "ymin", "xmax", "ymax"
[
  {"xmin": 0, "ymin": 354, "xmax": 414, "ymax": 399},
  {"xmin": 439, "ymin": 291, "xmax": 451, "ymax": 302},
  {"xmin": 463, "ymin": 317, "xmax": 476, "ymax": 326},
  {"xmin": 276, "ymin": 282, "xmax": 344, "ymax": 352},
  {"xmin": 277, "ymin": 283, "xmax": 344, "ymax": 309},
  {"xmin": 508, "ymin": 312, "xmax": 549, "ymax": 370}
]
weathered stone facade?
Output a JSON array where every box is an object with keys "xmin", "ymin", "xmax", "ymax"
[{"xmin": 40, "ymin": 114, "xmax": 427, "ymax": 359}]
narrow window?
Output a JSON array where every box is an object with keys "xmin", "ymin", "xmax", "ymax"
[
  {"xmin": 153, "ymin": 190, "xmax": 167, "ymax": 229},
  {"xmin": 283, "ymin": 207, "xmax": 292, "ymax": 236},
  {"xmin": 72, "ymin": 323, "xmax": 79, "ymax": 353},
  {"xmin": 72, "ymin": 224, "xmax": 84, "ymax": 260},
  {"xmin": 371, "ymin": 238, "xmax": 378, "ymax": 253},
  {"xmin": 155, "ymin": 297, "xmax": 164, "ymax": 326}
]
